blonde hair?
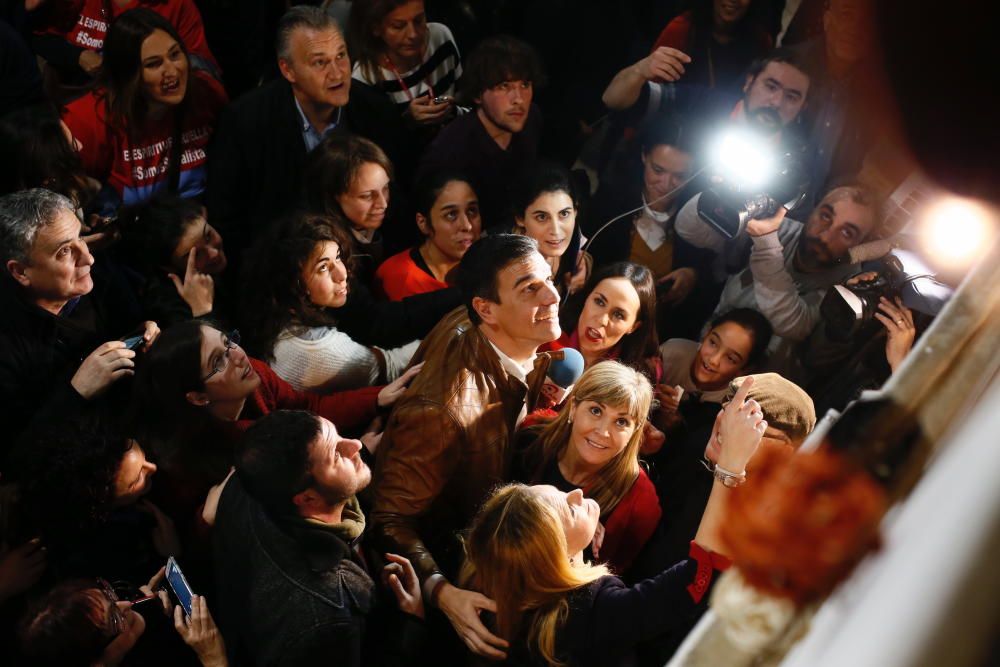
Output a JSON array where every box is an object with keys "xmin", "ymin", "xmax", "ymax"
[
  {"xmin": 464, "ymin": 484, "xmax": 609, "ymax": 666},
  {"xmin": 525, "ymin": 360, "xmax": 652, "ymax": 517}
]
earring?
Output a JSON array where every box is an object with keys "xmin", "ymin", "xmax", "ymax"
[{"xmin": 567, "ymin": 414, "xmax": 573, "ymax": 424}]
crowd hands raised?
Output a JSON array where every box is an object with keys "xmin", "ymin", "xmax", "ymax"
[{"xmin": 0, "ymin": 0, "xmax": 929, "ymax": 665}]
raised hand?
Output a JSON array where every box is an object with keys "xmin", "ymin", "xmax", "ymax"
[
  {"xmin": 382, "ymin": 553, "xmax": 424, "ymax": 619},
  {"xmin": 377, "ymin": 362, "xmax": 424, "ymax": 408},
  {"xmin": 169, "ymin": 248, "xmax": 215, "ymax": 317}
]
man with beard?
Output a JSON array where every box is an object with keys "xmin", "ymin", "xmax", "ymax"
[
  {"xmin": 416, "ymin": 36, "xmax": 545, "ymax": 229},
  {"xmin": 675, "ymin": 182, "xmax": 881, "ymax": 361},
  {"xmin": 212, "ymin": 410, "xmax": 425, "ymax": 666}
]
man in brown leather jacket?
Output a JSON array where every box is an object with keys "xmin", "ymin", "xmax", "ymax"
[{"xmin": 371, "ymin": 234, "xmax": 561, "ymax": 660}]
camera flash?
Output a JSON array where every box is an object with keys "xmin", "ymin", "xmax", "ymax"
[{"xmin": 917, "ymin": 197, "xmax": 996, "ymax": 268}]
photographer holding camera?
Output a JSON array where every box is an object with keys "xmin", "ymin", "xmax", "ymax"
[{"xmin": 676, "ymin": 181, "xmax": 883, "ymax": 369}]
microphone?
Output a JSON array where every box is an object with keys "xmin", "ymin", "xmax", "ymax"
[{"xmin": 539, "ymin": 347, "xmax": 585, "ymax": 409}]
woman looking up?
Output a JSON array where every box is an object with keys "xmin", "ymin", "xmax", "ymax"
[
  {"xmin": 374, "ymin": 170, "xmax": 480, "ymax": 300},
  {"xmin": 241, "ymin": 213, "xmax": 419, "ymax": 393},
  {"xmin": 549, "ymin": 262, "xmax": 660, "ymax": 381},
  {"xmin": 464, "ymin": 377, "xmax": 767, "ymax": 666}
]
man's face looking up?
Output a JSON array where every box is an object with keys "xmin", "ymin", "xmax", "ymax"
[
  {"xmin": 279, "ymin": 27, "xmax": 351, "ymax": 110},
  {"xmin": 797, "ymin": 187, "xmax": 876, "ymax": 270}
]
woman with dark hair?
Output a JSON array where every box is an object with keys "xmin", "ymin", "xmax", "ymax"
[
  {"xmin": 602, "ymin": 0, "xmax": 771, "ymax": 115},
  {"xmin": 347, "ymin": 0, "xmax": 462, "ymax": 186},
  {"xmin": 650, "ymin": 0, "xmax": 771, "ymax": 95},
  {"xmin": 655, "ymin": 307, "xmax": 773, "ymax": 427},
  {"xmin": 115, "ymin": 193, "xmax": 225, "ymax": 326},
  {"xmin": 240, "ymin": 213, "xmax": 419, "ymax": 393},
  {"xmin": 0, "ymin": 104, "xmax": 95, "ymax": 208},
  {"xmin": 131, "ymin": 321, "xmax": 416, "ymax": 521},
  {"xmin": 514, "ymin": 361, "xmax": 661, "ymax": 577},
  {"xmin": 511, "ymin": 161, "xmax": 590, "ymax": 298},
  {"xmin": 11, "ymin": 417, "xmax": 166, "ymax": 585},
  {"xmin": 61, "ymin": 8, "xmax": 227, "ymax": 210},
  {"xmin": 463, "ymin": 377, "xmax": 766, "ymax": 666},
  {"xmin": 549, "ymin": 262, "xmax": 660, "ymax": 381},
  {"xmin": 374, "ymin": 170, "xmax": 480, "ymax": 300},
  {"xmin": 585, "ymin": 113, "xmax": 714, "ymax": 340},
  {"xmin": 301, "ymin": 133, "xmax": 402, "ymax": 285}
]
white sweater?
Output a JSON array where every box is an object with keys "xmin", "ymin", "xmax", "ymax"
[{"xmin": 271, "ymin": 325, "xmax": 420, "ymax": 393}]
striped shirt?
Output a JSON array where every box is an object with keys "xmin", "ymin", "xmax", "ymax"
[{"xmin": 351, "ymin": 22, "xmax": 461, "ymax": 112}]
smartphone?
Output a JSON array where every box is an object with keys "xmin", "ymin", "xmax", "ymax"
[
  {"xmin": 165, "ymin": 557, "xmax": 195, "ymax": 617},
  {"xmin": 432, "ymin": 95, "xmax": 451, "ymax": 104},
  {"xmin": 121, "ymin": 335, "xmax": 144, "ymax": 350}
]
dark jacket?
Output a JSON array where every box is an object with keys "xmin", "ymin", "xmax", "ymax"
[
  {"xmin": 213, "ymin": 475, "xmax": 376, "ymax": 667},
  {"xmin": 335, "ymin": 278, "xmax": 462, "ymax": 348},
  {"xmin": 416, "ymin": 104, "xmax": 542, "ymax": 229},
  {"xmin": 0, "ymin": 263, "xmax": 142, "ymax": 460},
  {"xmin": 506, "ymin": 543, "xmax": 726, "ymax": 667},
  {"xmin": 371, "ymin": 308, "xmax": 553, "ymax": 584},
  {"xmin": 205, "ymin": 78, "xmax": 357, "ymax": 256}
]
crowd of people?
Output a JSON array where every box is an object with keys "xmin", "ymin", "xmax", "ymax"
[{"xmin": 0, "ymin": 1, "xmax": 930, "ymax": 665}]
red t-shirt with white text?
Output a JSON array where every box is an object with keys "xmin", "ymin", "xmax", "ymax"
[
  {"xmin": 34, "ymin": 0, "xmax": 217, "ymax": 68},
  {"xmin": 62, "ymin": 70, "xmax": 227, "ymax": 205}
]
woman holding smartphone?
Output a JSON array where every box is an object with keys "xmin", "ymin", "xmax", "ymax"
[{"xmin": 347, "ymin": 0, "xmax": 463, "ymax": 186}]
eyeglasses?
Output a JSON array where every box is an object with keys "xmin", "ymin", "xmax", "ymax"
[
  {"xmin": 97, "ymin": 578, "xmax": 128, "ymax": 640},
  {"xmin": 203, "ymin": 329, "xmax": 241, "ymax": 381}
]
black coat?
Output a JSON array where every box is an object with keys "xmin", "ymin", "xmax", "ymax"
[
  {"xmin": 335, "ymin": 279, "xmax": 462, "ymax": 349},
  {"xmin": 506, "ymin": 557, "xmax": 716, "ymax": 667},
  {"xmin": 213, "ymin": 476, "xmax": 376, "ymax": 667},
  {"xmin": 0, "ymin": 263, "xmax": 142, "ymax": 462},
  {"xmin": 205, "ymin": 78, "xmax": 356, "ymax": 256}
]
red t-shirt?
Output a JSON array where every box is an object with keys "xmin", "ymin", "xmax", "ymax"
[
  {"xmin": 374, "ymin": 248, "xmax": 450, "ymax": 301},
  {"xmin": 62, "ymin": 70, "xmax": 227, "ymax": 205},
  {"xmin": 34, "ymin": 0, "xmax": 217, "ymax": 68}
]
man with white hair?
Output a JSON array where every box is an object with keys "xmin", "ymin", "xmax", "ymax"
[
  {"xmin": 207, "ymin": 5, "xmax": 359, "ymax": 257},
  {"xmin": 0, "ymin": 188, "xmax": 158, "ymax": 456}
]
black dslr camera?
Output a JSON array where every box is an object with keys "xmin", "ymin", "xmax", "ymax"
[
  {"xmin": 820, "ymin": 251, "xmax": 953, "ymax": 340},
  {"xmin": 696, "ymin": 128, "xmax": 810, "ymax": 239}
]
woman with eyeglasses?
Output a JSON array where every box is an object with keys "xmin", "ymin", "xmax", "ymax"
[
  {"xmin": 130, "ymin": 321, "xmax": 419, "ymax": 529},
  {"xmin": 18, "ymin": 572, "xmax": 227, "ymax": 667}
]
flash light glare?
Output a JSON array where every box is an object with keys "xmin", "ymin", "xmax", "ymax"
[
  {"xmin": 918, "ymin": 197, "xmax": 995, "ymax": 268},
  {"xmin": 710, "ymin": 130, "xmax": 774, "ymax": 190}
]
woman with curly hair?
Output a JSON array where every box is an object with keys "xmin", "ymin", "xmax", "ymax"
[
  {"xmin": 239, "ymin": 212, "xmax": 419, "ymax": 393},
  {"xmin": 60, "ymin": 8, "xmax": 227, "ymax": 210}
]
